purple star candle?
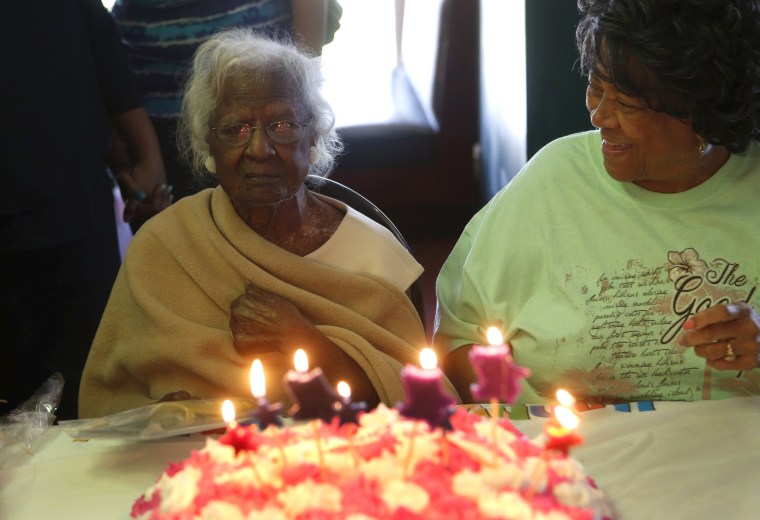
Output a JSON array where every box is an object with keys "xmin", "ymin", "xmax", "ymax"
[
  {"xmin": 469, "ymin": 327, "xmax": 531, "ymax": 405},
  {"xmin": 249, "ymin": 359, "xmax": 283, "ymax": 430},
  {"xmin": 283, "ymin": 349, "xmax": 340, "ymax": 423},
  {"xmin": 334, "ymin": 381, "xmax": 367, "ymax": 425},
  {"xmin": 398, "ymin": 348, "xmax": 456, "ymax": 428}
]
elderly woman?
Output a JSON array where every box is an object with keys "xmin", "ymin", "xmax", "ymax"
[
  {"xmin": 79, "ymin": 30, "xmax": 428, "ymax": 418},
  {"xmin": 436, "ymin": 0, "xmax": 760, "ymax": 407}
]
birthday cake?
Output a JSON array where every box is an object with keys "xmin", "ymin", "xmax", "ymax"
[{"xmin": 130, "ymin": 404, "xmax": 612, "ymax": 519}]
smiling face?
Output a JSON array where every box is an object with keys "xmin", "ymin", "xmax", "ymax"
[
  {"xmin": 208, "ymin": 74, "xmax": 312, "ymax": 214},
  {"xmin": 585, "ymin": 73, "xmax": 712, "ymax": 193}
]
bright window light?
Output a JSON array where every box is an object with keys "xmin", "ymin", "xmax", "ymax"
[{"xmin": 100, "ymin": 0, "xmax": 398, "ymax": 127}]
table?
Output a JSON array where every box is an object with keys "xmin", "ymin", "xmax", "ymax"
[
  {"xmin": 517, "ymin": 396, "xmax": 760, "ymax": 519},
  {"xmin": 1, "ymin": 396, "xmax": 758, "ymax": 519}
]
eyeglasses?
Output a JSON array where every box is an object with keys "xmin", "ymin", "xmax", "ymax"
[{"xmin": 211, "ymin": 120, "xmax": 311, "ymax": 147}]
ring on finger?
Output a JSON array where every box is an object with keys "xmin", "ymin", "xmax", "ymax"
[{"xmin": 724, "ymin": 342, "xmax": 737, "ymax": 362}]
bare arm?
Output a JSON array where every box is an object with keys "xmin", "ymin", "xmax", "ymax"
[
  {"xmin": 291, "ymin": 0, "xmax": 328, "ymax": 55},
  {"xmin": 110, "ymin": 106, "xmax": 167, "ymax": 193},
  {"xmin": 110, "ymin": 107, "xmax": 172, "ymax": 227}
]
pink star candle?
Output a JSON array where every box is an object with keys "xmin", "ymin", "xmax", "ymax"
[
  {"xmin": 544, "ymin": 389, "xmax": 584, "ymax": 456},
  {"xmin": 398, "ymin": 347, "xmax": 456, "ymax": 428},
  {"xmin": 469, "ymin": 327, "xmax": 531, "ymax": 405},
  {"xmin": 283, "ymin": 349, "xmax": 340, "ymax": 422},
  {"xmin": 249, "ymin": 359, "xmax": 283, "ymax": 430}
]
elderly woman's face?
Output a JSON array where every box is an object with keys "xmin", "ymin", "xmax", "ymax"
[
  {"xmin": 586, "ymin": 72, "xmax": 705, "ymax": 193},
  {"xmin": 208, "ymin": 76, "xmax": 312, "ymax": 209}
]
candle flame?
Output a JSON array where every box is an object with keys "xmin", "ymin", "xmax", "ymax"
[
  {"xmin": 419, "ymin": 347, "xmax": 438, "ymax": 370},
  {"xmin": 337, "ymin": 381, "xmax": 351, "ymax": 399},
  {"xmin": 222, "ymin": 399, "xmax": 236, "ymax": 424},
  {"xmin": 555, "ymin": 405, "xmax": 579, "ymax": 430},
  {"xmin": 294, "ymin": 349, "xmax": 308, "ymax": 373},
  {"xmin": 250, "ymin": 359, "xmax": 265, "ymax": 399},
  {"xmin": 486, "ymin": 326, "xmax": 504, "ymax": 346},
  {"xmin": 556, "ymin": 389, "xmax": 576, "ymax": 407}
]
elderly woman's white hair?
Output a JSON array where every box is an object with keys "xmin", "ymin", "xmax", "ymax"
[{"xmin": 178, "ymin": 28, "xmax": 343, "ymax": 181}]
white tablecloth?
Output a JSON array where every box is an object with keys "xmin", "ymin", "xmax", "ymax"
[{"xmin": 1, "ymin": 396, "xmax": 758, "ymax": 519}]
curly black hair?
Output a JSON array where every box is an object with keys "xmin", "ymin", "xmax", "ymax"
[{"xmin": 576, "ymin": 0, "xmax": 760, "ymax": 153}]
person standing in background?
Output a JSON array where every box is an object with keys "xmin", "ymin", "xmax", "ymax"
[
  {"xmin": 0, "ymin": 0, "xmax": 169, "ymax": 420},
  {"xmin": 110, "ymin": 0, "xmax": 330, "ymax": 200}
]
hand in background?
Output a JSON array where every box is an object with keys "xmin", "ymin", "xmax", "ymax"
[
  {"xmin": 108, "ymin": 132, "xmax": 173, "ymax": 230},
  {"xmin": 109, "ymin": 107, "xmax": 169, "ymax": 231}
]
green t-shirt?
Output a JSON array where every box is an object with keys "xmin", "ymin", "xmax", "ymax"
[{"xmin": 436, "ymin": 130, "xmax": 760, "ymax": 405}]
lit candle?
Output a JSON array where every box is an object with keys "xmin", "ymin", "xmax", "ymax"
[
  {"xmin": 544, "ymin": 390, "xmax": 583, "ymax": 456},
  {"xmin": 219, "ymin": 400, "xmax": 254, "ymax": 455},
  {"xmin": 398, "ymin": 347, "xmax": 456, "ymax": 428},
  {"xmin": 556, "ymin": 389, "xmax": 576, "ymax": 407},
  {"xmin": 249, "ymin": 359, "xmax": 283, "ymax": 430},
  {"xmin": 468, "ymin": 327, "xmax": 531, "ymax": 405},
  {"xmin": 334, "ymin": 381, "xmax": 367, "ymax": 426},
  {"xmin": 283, "ymin": 349, "xmax": 340, "ymax": 422},
  {"xmin": 222, "ymin": 399, "xmax": 237, "ymax": 429}
]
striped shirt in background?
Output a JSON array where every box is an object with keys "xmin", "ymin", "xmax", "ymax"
[{"xmin": 112, "ymin": 0, "xmax": 293, "ymax": 118}]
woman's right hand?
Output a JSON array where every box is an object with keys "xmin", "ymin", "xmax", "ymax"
[{"xmin": 230, "ymin": 282, "xmax": 312, "ymax": 356}]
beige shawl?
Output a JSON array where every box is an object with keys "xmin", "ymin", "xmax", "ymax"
[{"xmin": 79, "ymin": 187, "xmax": 429, "ymax": 418}]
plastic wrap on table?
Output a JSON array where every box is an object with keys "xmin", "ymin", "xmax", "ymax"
[
  {"xmin": 58, "ymin": 398, "xmax": 260, "ymax": 440},
  {"xmin": 0, "ymin": 372, "xmax": 63, "ymax": 465}
]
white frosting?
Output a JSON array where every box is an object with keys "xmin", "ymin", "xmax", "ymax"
[
  {"xmin": 356, "ymin": 404, "xmax": 398, "ymax": 430},
  {"xmin": 158, "ymin": 467, "xmax": 201, "ymax": 513},
  {"xmin": 214, "ymin": 466, "xmax": 261, "ymax": 487},
  {"xmin": 473, "ymin": 419, "xmax": 520, "ymax": 448},
  {"xmin": 245, "ymin": 507, "xmax": 288, "ymax": 520},
  {"xmin": 549, "ymin": 457, "xmax": 586, "ymax": 481},
  {"xmin": 522, "ymin": 456, "xmax": 549, "ymax": 493},
  {"xmin": 536, "ymin": 511, "xmax": 572, "ymax": 520},
  {"xmin": 360, "ymin": 454, "xmax": 405, "ymax": 482},
  {"xmin": 554, "ymin": 481, "xmax": 593, "ymax": 508},
  {"xmin": 207, "ymin": 440, "xmax": 238, "ymax": 463},
  {"xmin": 478, "ymin": 491, "xmax": 533, "ymax": 519},
  {"xmin": 381, "ymin": 480, "xmax": 430, "ymax": 513},
  {"xmin": 198, "ymin": 501, "xmax": 246, "ymax": 520},
  {"xmin": 245, "ymin": 507, "xmax": 289, "ymax": 520},
  {"xmin": 278, "ymin": 481, "xmax": 342, "ymax": 517}
]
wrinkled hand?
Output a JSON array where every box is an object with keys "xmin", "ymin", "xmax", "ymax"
[
  {"xmin": 230, "ymin": 282, "xmax": 311, "ymax": 355},
  {"xmin": 678, "ymin": 302, "xmax": 760, "ymax": 371},
  {"xmin": 158, "ymin": 390, "xmax": 201, "ymax": 402}
]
